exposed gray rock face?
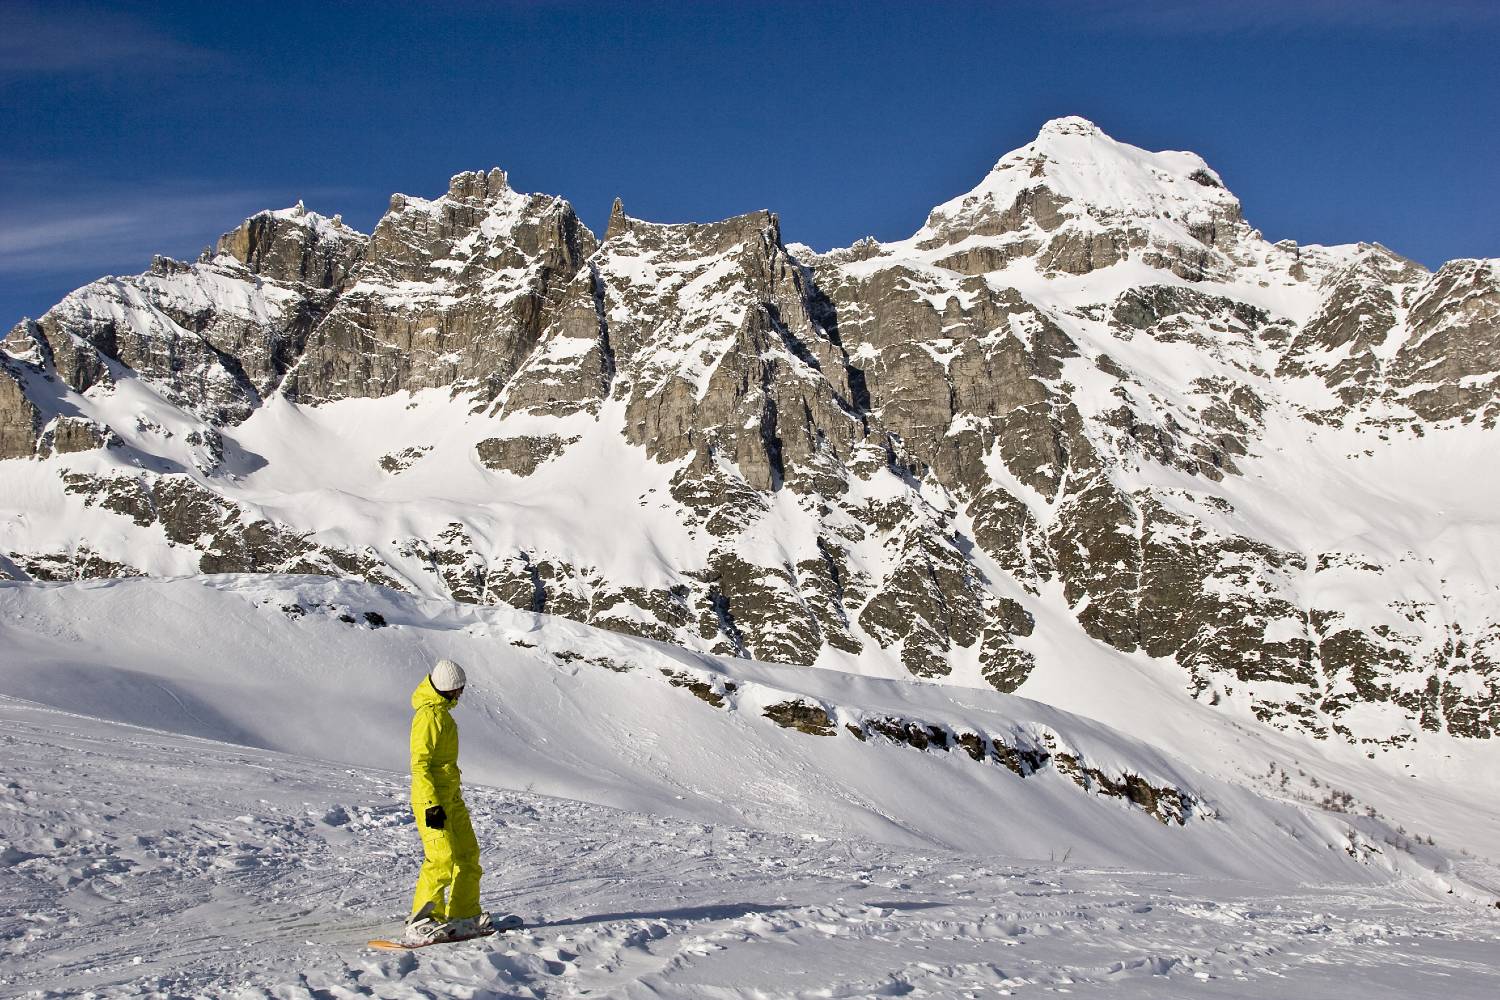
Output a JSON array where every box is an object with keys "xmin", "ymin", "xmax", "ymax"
[
  {"xmin": 379, "ymin": 445, "xmax": 431, "ymax": 473},
  {"xmin": 475, "ymin": 435, "xmax": 577, "ymax": 476},
  {"xmin": 1278, "ymin": 251, "xmax": 1500, "ymax": 428},
  {"xmin": 857, "ymin": 519, "xmax": 989, "ymax": 677},
  {"xmin": 968, "ymin": 486, "xmax": 1053, "ymax": 593},
  {"xmin": 503, "ymin": 202, "xmax": 868, "ymax": 486},
  {"xmin": 1278, "ymin": 244, "xmax": 1429, "ymax": 412},
  {"xmin": 57, "ymin": 470, "xmax": 401, "ymax": 587},
  {"xmin": 1390, "ymin": 259, "xmax": 1500, "ymax": 425},
  {"xmin": 786, "ymin": 701, "xmax": 1201, "ymax": 824},
  {"xmin": 4, "ymin": 544, "xmax": 143, "ymax": 582},
  {"xmin": 39, "ymin": 416, "xmax": 115, "ymax": 456},
  {"xmin": 4, "ymin": 119, "xmax": 1498, "ymax": 748},
  {"xmin": 0, "ymin": 365, "xmax": 40, "ymax": 459},
  {"xmin": 282, "ymin": 169, "xmax": 596, "ymax": 403},
  {"xmin": 1112, "ymin": 285, "xmax": 1270, "ymax": 346},
  {"xmin": 2, "ymin": 205, "xmax": 366, "ymax": 426},
  {"xmin": 487, "ymin": 202, "xmax": 920, "ymax": 663},
  {"xmin": 214, "ymin": 201, "xmax": 362, "ymax": 289}
]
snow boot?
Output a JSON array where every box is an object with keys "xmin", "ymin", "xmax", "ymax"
[
  {"xmin": 402, "ymin": 902, "xmax": 446, "ymax": 946},
  {"xmin": 443, "ymin": 915, "xmax": 486, "ymax": 939}
]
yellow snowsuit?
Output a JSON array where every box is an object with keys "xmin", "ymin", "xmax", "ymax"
[{"xmin": 409, "ymin": 677, "xmax": 482, "ymax": 921}]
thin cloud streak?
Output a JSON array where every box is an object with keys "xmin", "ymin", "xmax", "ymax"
[
  {"xmin": 0, "ymin": 210, "xmax": 154, "ymax": 258},
  {"xmin": 0, "ymin": 191, "xmax": 276, "ymax": 278},
  {"xmin": 0, "ymin": 179, "xmax": 366, "ymax": 310},
  {"xmin": 0, "ymin": 2, "xmax": 214, "ymax": 75}
]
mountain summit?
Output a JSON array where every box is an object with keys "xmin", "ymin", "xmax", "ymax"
[{"xmin": 910, "ymin": 117, "xmax": 1248, "ymax": 281}]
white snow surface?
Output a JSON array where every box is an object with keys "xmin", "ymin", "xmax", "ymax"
[
  {"xmin": 2, "ymin": 575, "xmax": 1499, "ymax": 997},
  {"xmin": 921, "ymin": 116, "xmax": 1236, "ymax": 244}
]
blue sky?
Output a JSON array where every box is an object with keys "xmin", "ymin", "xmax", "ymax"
[{"xmin": 3, "ymin": 0, "xmax": 1497, "ymax": 325}]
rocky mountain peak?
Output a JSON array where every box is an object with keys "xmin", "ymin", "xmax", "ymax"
[
  {"xmin": 1328, "ymin": 242, "xmax": 1427, "ymax": 283},
  {"xmin": 212, "ymin": 204, "xmax": 367, "ymax": 289},
  {"xmin": 4, "ymin": 120, "xmax": 1499, "ymax": 756},
  {"xmin": 1034, "ymin": 114, "xmax": 1102, "ymax": 139},
  {"xmin": 1004, "ymin": 117, "xmax": 1233, "ymax": 205},
  {"xmin": 1390, "ymin": 256, "xmax": 1500, "ymax": 423},
  {"xmin": 604, "ymin": 197, "xmax": 628, "ymax": 241},
  {"xmin": 279, "ymin": 169, "xmax": 597, "ymax": 404},
  {"xmin": 446, "ymin": 167, "xmax": 512, "ymax": 203},
  {"xmin": 934, "ymin": 117, "xmax": 1240, "ymax": 233},
  {"xmin": 603, "ymin": 204, "xmax": 780, "ymax": 255},
  {"xmin": 909, "ymin": 116, "xmax": 1250, "ymax": 280}
]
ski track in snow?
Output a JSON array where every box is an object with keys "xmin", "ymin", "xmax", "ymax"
[{"xmin": 3, "ymin": 700, "xmax": 1497, "ymax": 999}]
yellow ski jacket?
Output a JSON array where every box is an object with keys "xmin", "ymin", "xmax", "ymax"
[{"xmin": 410, "ymin": 677, "xmax": 464, "ymax": 811}]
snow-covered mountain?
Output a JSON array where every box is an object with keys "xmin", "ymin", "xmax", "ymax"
[{"xmin": 4, "ymin": 117, "xmax": 1496, "ymax": 753}]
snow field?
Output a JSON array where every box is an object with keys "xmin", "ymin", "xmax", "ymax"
[
  {"xmin": 2, "ymin": 573, "xmax": 1473, "ymax": 888},
  {"xmin": 2, "ymin": 573, "xmax": 1499, "ymax": 995},
  {"xmin": 3, "ymin": 699, "xmax": 1499, "ymax": 999}
]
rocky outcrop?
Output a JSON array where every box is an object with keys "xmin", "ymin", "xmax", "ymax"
[
  {"xmin": 1278, "ymin": 245, "xmax": 1428, "ymax": 413},
  {"xmin": 846, "ymin": 710, "xmax": 1200, "ymax": 825},
  {"xmin": 39, "ymin": 416, "xmax": 114, "ymax": 456},
  {"xmin": 3, "ymin": 207, "xmax": 365, "ymax": 426},
  {"xmin": 475, "ymin": 435, "xmax": 577, "ymax": 476},
  {"xmin": 0, "ymin": 366, "xmax": 40, "ymax": 459},
  {"xmin": 762, "ymin": 699, "xmax": 836, "ymax": 736},
  {"xmin": 1279, "ymin": 251, "xmax": 1500, "ymax": 428},
  {"xmin": 4, "ymin": 544, "xmax": 144, "ymax": 582},
  {"xmin": 213, "ymin": 202, "xmax": 364, "ymax": 289},
  {"xmin": 282, "ymin": 169, "xmax": 596, "ymax": 404},
  {"xmin": 580, "ymin": 204, "xmax": 867, "ymax": 494},
  {"xmin": 1390, "ymin": 259, "xmax": 1500, "ymax": 425},
  {"xmin": 378, "ymin": 445, "xmax": 431, "ymax": 473},
  {"xmin": 58, "ymin": 470, "xmax": 402, "ymax": 587}
]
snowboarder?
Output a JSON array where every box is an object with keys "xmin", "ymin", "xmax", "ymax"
[{"xmin": 400, "ymin": 658, "xmax": 520, "ymax": 945}]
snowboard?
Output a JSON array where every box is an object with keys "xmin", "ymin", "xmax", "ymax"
[{"xmin": 368, "ymin": 914, "xmax": 524, "ymax": 950}]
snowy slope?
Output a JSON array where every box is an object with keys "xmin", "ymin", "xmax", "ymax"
[
  {"xmin": 3, "ymin": 373, "xmax": 1496, "ymax": 857},
  {"xmin": 3, "ymin": 574, "xmax": 1494, "ymax": 885},
  {"xmin": 4, "ymin": 655, "xmax": 1500, "ymax": 997}
]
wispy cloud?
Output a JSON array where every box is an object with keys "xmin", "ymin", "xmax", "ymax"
[
  {"xmin": 0, "ymin": 2, "xmax": 214, "ymax": 75},
  {"xmin": 1076, "ymin": 0, "xmax": 1500, "ymax": 34},
  {"xmin": 0, "ymin": 185, "xmax": 291, "ymax": 279},
  {"xmin": 0, "ymin": 167, "xmax": 362, "ymax": 324}
]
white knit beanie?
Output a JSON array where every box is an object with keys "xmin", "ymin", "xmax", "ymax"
[{"xmin": 431, "ymin": 658, "xmax": 466, "ymax": 693}]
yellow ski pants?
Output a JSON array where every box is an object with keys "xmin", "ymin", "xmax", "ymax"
[{"xmin": 410, "ymin": 802, "xmax": 482, "ymax": 921}]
